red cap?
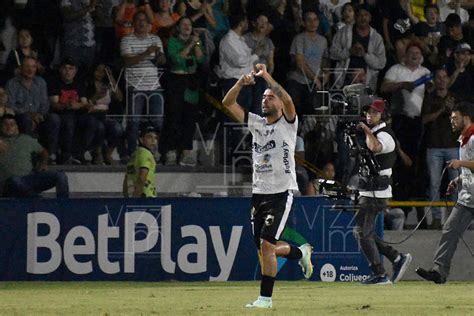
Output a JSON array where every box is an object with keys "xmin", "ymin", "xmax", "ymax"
[{"xmin": 368, "ymin": 99, "xmax": 385, "ymax": 113}]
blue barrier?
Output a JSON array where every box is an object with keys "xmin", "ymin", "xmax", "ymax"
[{"xmin": 0, "ymin": 197, "xmax": 382, "ymax": 281}]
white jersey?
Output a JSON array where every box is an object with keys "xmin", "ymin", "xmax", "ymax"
[{"xmin": 247, "ymin": 112, "xmax": 299, "ymax": 194}]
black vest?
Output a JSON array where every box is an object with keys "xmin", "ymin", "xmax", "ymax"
[{"xmin": 373, "ymin": 124, "xmax": 397, "ymax": 171}]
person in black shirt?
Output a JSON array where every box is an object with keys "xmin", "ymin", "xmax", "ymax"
[
  {"xmin": 46, "ymin": 57, "xmax": 99, "ymax": 164},
  {"xmin": 447, "ymin": 43, "xmax": 474, "ymax": 102}
]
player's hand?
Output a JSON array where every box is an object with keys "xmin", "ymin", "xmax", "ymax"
[
  {"xmin": 237, "ymin": 73, "xmax": 256, "ymax": 86},
  {"xmin": 447, "ymin": 159, "xmax": 463, "ymax": 169},
  {"xmin": 254, "ymin": 63, "xmax": 268, "ymax": 77}
]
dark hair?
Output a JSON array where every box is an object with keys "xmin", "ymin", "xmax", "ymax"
[
  {"xmin": 22, "ymin": 55, "xmax": 38, "ymax": 64},
  {"xmin": 424, "ymin": 4, "xmax": 439, "ymax": 14},
  {"xmin": 133, "ymin": 11, "xmax": 150, "ymax": 23},
  {"xmin": 433, "ymin": 65, "xmax": 448, "ymax": 76},
  {"xmin": 229, "ymin": 14, "xmax": 247, "ymax": 29},
  {"xmin": 445, "ymin": 13, "xmax": 461, "ymax": 28},
  {"xmin": 303, "ymin": 10, "xmax": 319, "ymax": 23},
  {"xmin": 341, "ymin": 2, "xmax": 355, "ymax": 15},
  {"xmin": 174, "ymin": 16, "xmax": 193, "ymax": 35},
  {"xmin": 453, "ymin": 102, "xmax": 474, "ymax": 120},
  {"xmin": 60, "ymin": 56, "xmax": 78, "ymax": 68},
  {"xmin": 355, "ymin": 4, "xmax": 371, "ymax": 15}
]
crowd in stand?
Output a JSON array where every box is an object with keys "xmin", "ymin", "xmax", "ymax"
[{"xmin": 0, "ymin": 0, "xmax": 473, "ymax": 215}]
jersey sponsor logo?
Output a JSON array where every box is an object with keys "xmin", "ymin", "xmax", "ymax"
[
  {"xmin": 255, "ymin": 154, "xmax": 273, "ymax": 173},
  {"xmin": 282, "ymin": 141, "xmax": 291, "ymax": 174},
  {"xmin": 253, "ymin": 140, "xmax": 276, "ymax": 154}
]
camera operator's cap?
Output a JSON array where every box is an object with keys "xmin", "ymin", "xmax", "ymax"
[
  {"xmin": 455, "ymin": 43, "xmax": 472, "ymax": 53},
  {"xmin": 367, "ymin": 99, "xmax": 385, "ymax": 113}
]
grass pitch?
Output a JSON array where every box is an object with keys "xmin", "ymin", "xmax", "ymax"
[{"xmin": 0, "ymin": 281, "xmax": 473, "ymax": 315}]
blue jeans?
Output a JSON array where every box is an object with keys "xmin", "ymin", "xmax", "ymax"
[
  {"xmin": 126, "ymin": 87, "xmax": 164, "ymax": 155},
  {"xmin": 3, "ymin": 171, "xmax": 69, "ymax": 198},
  {"xmin": 426, "ymin": 148, "xmax": 459, "ymax": 219}
]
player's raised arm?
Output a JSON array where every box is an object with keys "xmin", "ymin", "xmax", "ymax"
[
  {"xmin": 222, "ymin": 73, "xmax": 255, "ymax": 123},
  {"xmin": 254, "ymin": 63, "xmax": 296, "ymax": 121}
]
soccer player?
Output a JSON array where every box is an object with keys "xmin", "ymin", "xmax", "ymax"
[
  {"xmin": 123, "ymin": 123, "xmax": 158, "ymax": 198},
  {"xmin": 222, "ymin": 63, "xmax": 313, "ymax": 309},
  {"xmin": 416, "ymin": 102, "xmax": 474, "ymax": 284}
]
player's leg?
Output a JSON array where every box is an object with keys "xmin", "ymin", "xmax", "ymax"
[{"xmin": 417, "ymin": 204, "xmax": 473, "ymax": 283}]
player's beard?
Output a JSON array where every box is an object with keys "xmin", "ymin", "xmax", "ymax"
[{"xmin": 262, "ymin": 107, "xmax": 277, "ymax": 117}]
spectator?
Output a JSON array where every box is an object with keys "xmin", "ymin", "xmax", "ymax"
[
  {"xmin": 287, "ymin": 11, "xmax": 328, "ymax": 115},
  {"xmin": 178, "ymin": 0, "xmax": 217, "ymax": 30},
  {"xmin": 414, "ymin": 5, "xmax": 445, "ymax": 68},
  {"xmin": 381, "ymin": 42, "xmax": 430, "ymax": 225},
  {"xmin": 333, "ymin": 2, "xmax": 355, "ymax": 32},
  {"xmin": 161, "ymin": 17, "xmax": 204, "ymax": 166},
  {"xmin": 381, "ymin": 42, "xmax": 430, "ymax": 160},
  {"xmin": 61, "ymin": 0, "xmax": 97, "ymax": 70},
  {"xmin": 92, "ymin": 0, "xmax": 120, "ymax": 63},
  {"xmin": 382, "ymin": 0, "xmax": 419, "ymax": 51},
  {"xmin": 0, "ymin": 14, "xmax": 16, "ymax": 85},
  {"xmin": 5, "ymin": 29, "xmax": 45, "ymax": 79},
  {"xmin": 0, "ymin": 114, "xmax": 69, "ymax": 198},
  {"xmin": 216, "ymin": 14, "xmax": 258, "ymax": 112},
  {"xmin": 330, "ymin": 4, "xmax": 386, "ymax": 92},
  {"xmin": 121, "ymin": 11, "xmax": 166, "ymax": 157},
  {"xmin": 151, "ymin": 0, "xmax": 181, "ymax": 47},
  {"xmin": 438, "ymin": 0, "xmax": 471, "ymax": 24},
  {"xmin": 414, "ymin": 5, "xmax": 446, "ymax": 41},
  {"xmin": 244, "ymin": 13, "xmax": 275, "ymax": 115},
  {"xmin": 447, "ymin": 43, "xmax": 474, "ymax": 102},
  {"xmin": 267, "ymin": 0, "xmax": 298, "ymax": 84},
  {"xmin": 115, "ymin": 0, "xmax": 139, "ymax": 40},
  {"xmin": 22, "ymin": 0, "xmax": 62, "ymax": 69},
  {"xmin": 123, "ymin": 123, "xmax": 158, "ymax": 198},
  {"xmin": 47, "ymin": 57, "xmax": 92, "ymax": 164},
  {"xmin": 438, "ymin": 13, "xmax": 473, "ymax": 65},
  {"xmin": 421, "ymin": 67, "xmax": 460, "ymax": 229},
  {"xmin": 0, "ymin": 87, "xmax": 14, "ymax": 118},
  {"xmin": 87, "ymin": 63, "xmax": 124, "ymax": 165},
  {"xmin": 5, "ymin": 56, "xmax": 49, "ymax": 136},
  {"xmin": 320, "ymin": 0, "xmax": 351, "ymax": 24},
  {"xmin": 208, "ymin": 0, "xmax": 230, "ymax": 45}
]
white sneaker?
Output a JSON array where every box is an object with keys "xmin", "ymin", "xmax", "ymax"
[
  {"xmin": 165, "ymin": 150, "xmax": 177, "ymax": 166},
  {"xmin": 245, "ymin": 296, "xmax": 272, "ymax": 308},
  {"xmin": 298, "ymin": 243, "xmax": 314, "ymax": 279}
]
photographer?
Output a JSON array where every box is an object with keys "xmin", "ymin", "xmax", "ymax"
[{"xmin": 354, "ymin": 99, "xmax": 412, "ymax": 285}]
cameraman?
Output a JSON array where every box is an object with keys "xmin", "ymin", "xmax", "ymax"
[{"xmin": 355, "ymin": 99, "xmax": 412, "ymax": 285}]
